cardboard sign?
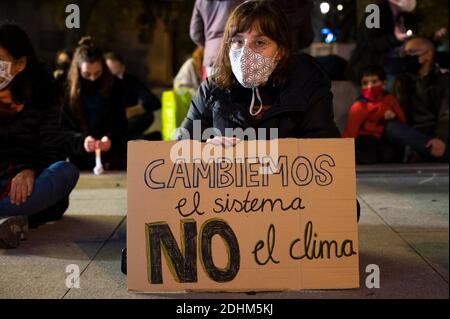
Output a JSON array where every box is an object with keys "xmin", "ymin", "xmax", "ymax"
[{"xmin": 127, "ymin": 139, "xmax": 359, "ymax": 292}]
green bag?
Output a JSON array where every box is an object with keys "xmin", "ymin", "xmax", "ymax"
[{"xmin": 161, "ymin": 89, "xmax": 192, "ymax": 141}]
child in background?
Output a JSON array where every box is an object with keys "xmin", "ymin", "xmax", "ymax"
[{"xmin": 343, "ymin": 66, "xmax": 406, "ymax": 164}]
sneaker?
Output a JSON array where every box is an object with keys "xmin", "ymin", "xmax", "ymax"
[{"xmin": 0, "ymin": 216, "xmax": 28, "ymax": 249}]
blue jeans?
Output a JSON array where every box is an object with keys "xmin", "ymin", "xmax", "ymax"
[
  {"xmin": 385, "ymin": 121, "xmax": 449, "ymax": 162},
  {"xmin": 0, "ymin": 161, "xmax": 79, "ymax": 217}
]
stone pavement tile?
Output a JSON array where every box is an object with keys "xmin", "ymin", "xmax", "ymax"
[
  {"xmin": 0, "ymin": 215, "xmax": 123, "ymax": 299},
  {"xmin": 65, "ymin": 199, "xmax": 448, "ymax": 299},
  {"xmin": 398, "ymin": 231, "xmax": 449, "ymax": 282},
  {"xmin": 356, "ymin": 175, "xmax": 449, "ymax": 231},
  {"xmin": 67, "ymin": 189, "xmax": 127, "ymax": 216},
  {"xmin": 356, "ymin": 174, "xmax": 449, "ymax": 287},
  {"xmin": 63, "ymin": 221, "xmax": 144, "ymax": 299},
  {"xmin": 75, "ymin": 172, "xmax": 127, "ymax": 189}
]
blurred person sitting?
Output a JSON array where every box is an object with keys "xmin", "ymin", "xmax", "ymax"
[
  {"xmin": 0, "ymin": 24, "xmax": 79, "ymax": 248},
  {"xmin": 105, "ymin": 52, "xmax": 161, "ymax": 140},
  {"xmin": 346, "ymin": 0, "xmax": 417, "ymax": 85},
  {"xmin": 53, "ymin": 49, "xmax": 72, "ymax": 100},
  {"xmin": 343, "ymin": 66, "xmax": 406, "ymax": 164},
  {"xmin": 62, "ymin": 37, "xmax": 128, "ymax": 170},
  {"xmin": 173, "ymin": 47, "xmax": 203, "ymax": 96},
  {"xmin": 387, "ymin": 36, "xmax": 449, "ymax": 162},
  {"xmin": 53, "ymin": 49, "xmax": 72, "ymax": 83}
]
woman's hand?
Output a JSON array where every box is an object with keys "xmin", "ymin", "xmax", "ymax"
[
  {"xmin": 206, "ymin": 136, "xmax": 241, "ymax": 148},
  {"xmin": 84, "ymin": 136, "xmax": 97, "ymax": 153},
  {"xmin": 99, "ymin": 136, "xmax": 112, "ymax": 152},
  {"xmin": 9, "ymin": 169, "xmax": 35, "ymax": 205},
  {"xmin": 384, "ymin": 110, "xmax": 396, "ymax": 120}
]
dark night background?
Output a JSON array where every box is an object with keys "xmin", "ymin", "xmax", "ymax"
[{"xmin": 0, "ymin": 0, "xmax": 448, "ymax": 88}]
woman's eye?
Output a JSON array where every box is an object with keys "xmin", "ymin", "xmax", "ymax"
[{"xmin": 255, "ymin": 40, "xmax": 266, "ymax": 47}]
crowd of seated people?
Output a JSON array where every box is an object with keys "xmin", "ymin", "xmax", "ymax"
[{"xmin": 0, "ymin": 0, "xmax": 448, "ymax": 248}]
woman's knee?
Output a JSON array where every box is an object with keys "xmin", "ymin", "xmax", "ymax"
[{"xmin": 48, "ymin": 161, "xmax": 80, "ymax": 190}]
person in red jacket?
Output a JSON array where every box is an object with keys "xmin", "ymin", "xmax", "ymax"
[{"xmin": 343, "ymin": 66, "xmax": 406, "ymax": 164}]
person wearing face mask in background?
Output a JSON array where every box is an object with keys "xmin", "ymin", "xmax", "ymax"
[
  {"xmin": 343, "ymin": 66, "xmax": 406, "ymax": 164},
  {"xmin": 0, "ymin": 24, "xmax": 79, "ymax": 248},
  {"xmin": 386, "ymin": 37, "xmax": 449, "ymax": 162},
  {"xmin": 62, "ymin": 37, "xmax": 128, "ymax": 170},
  {"xmin": 176, "ymin": 0, "xmax": 340, "ymax": 141}
]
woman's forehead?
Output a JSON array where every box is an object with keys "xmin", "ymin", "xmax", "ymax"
[
  {"xmin": 233, "ymin": 22, "xmax": 267, "ymax": 37},
  {"xmin": 0, "ymin": 47, "xmax": 14, "ymax": 61}
]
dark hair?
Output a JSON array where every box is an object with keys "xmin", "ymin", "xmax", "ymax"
[
  {"xmin": 361, "ymin": 65, "xmax": 387, "ymax": 82},
  {"xmin": 406, "ymin": 36, "xmax": 436, "ymax": 55},
  {"xmin": 213, "ymin": 0, "xmax": 292, "ymax": 89},
  {"xmin": 104, "ymin": 51, "xmax": 125, "ymax": 65},
  {"xmin": 0, "ymin": 23, "xmax": 51, "ymax": 105},
  {"xmin": 67, "ymin": 36, "xmax": 114, "ymax": 131}
]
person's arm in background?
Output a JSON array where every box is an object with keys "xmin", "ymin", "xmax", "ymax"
[
  {"xmin": 23, "ymin": 104, "xmax": 66, "ymax": 175},
  {"xmin": 174, "ymin": 79, "xmax": 214, "ymax": 141},
  {"xmin": 189, "ymin": 0, "xmax": 205, "ymax": 48},
  {"xmin": 132, "ymin": 76, "xmax": 161, "ymax": 113},
  {"xmin": 388, "ymin": 95, "xmax": 407, "ymax": 123},
  {"xmin": 342, "ymin": 102, "xmax": 367, "ymax": 138},
  {"xmin": 60, "ymin": 104, "xmax": 88, "ymax": 157},
  {"xmin": 174, "ymin": 58, "xmax": 199, "ymax": 95}
]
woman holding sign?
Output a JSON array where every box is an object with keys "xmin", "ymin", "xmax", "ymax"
[
  {"xmin": 176, "ymin": 0, "xmax": 340, "ymax": 141},
  {"xmin": 174, "ymin": 0, "xmax": 362, "ymax": 222}
]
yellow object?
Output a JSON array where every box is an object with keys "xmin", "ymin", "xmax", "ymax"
[{"xmin": 161, "ymin": 90, "xmax": 192, "ymax": 141}]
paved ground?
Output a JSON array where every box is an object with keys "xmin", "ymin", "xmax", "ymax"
[{"xmin": 0, "ymin": 164, "xmax": 448, "ymax": 299}]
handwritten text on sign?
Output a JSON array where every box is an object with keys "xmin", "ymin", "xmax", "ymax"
[{"xmin": 127, "ymin": 139, "xmax": 359, "ymax": 291}]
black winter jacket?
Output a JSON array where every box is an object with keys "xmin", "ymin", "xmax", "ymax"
[
  {"xmin": 61, "ymin": 78, "xmax": 128, "ymax": 159},
  {"xmin": 177, "ymin": 53, "xmax": 340, "ymax": 140},
  {"xmin": 393, "ymin": 65, "xmax": 449, "ymax": 143},
  {"xmin": 0, "ymin": 84, "xmax": 64, "ymax": 176}
]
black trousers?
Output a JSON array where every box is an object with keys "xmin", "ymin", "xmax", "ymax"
[{"xmin": 355, "ymin": 135, "xmax": 403, "ymax": 164}]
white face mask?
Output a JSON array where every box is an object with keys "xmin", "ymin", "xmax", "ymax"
[
  {"xmin": 0, "ymin": 60, "xmax": 14, "ymax": 91},
  {"xmin": 229, "ymin": 46, "xmax": 278, "ymax": 116}
]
